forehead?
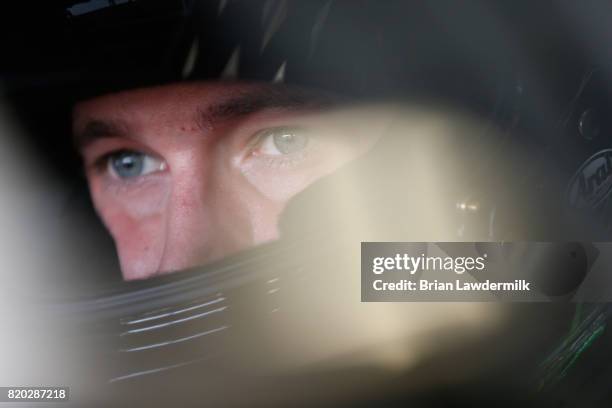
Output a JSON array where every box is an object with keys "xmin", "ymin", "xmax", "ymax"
[{"xmin": 73, "ymin": 81, "xmax": 261, "ymax": 125}]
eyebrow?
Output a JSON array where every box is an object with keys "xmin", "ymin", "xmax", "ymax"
[
  {"xmin": 74, "ymin": 85, "xmax": 339, "ymax": 149},
  {"xmin": 198, "ymin": 85, "xmax": 338, "ymax": 129},
  {"xmin": 74, "ymin": 119, "xmax": 130, "ymax": 149}
]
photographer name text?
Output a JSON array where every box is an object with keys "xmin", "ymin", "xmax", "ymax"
[{"xmin": 371, "ymin": 253, "xmax": 531, "ymax": 292}]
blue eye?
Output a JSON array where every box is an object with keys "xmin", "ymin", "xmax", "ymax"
[
  {"xmin": 258, "ymin": 127, "xmax": 309, "ymax": 155},
  {"xmin": 107, "ymin": 150, "xmax": 165, "ymax": 179}
]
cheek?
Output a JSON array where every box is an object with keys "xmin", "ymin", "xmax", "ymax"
[
  {"xmin": 108, "ymin": 212, "xmax": 166, "ymax": 279},
  {"xmin": 208, "ymin": 155, "xmax": 286, "ymax": 246},
  {"xmin": 229, "ymin": 182, "xmax": 285, "ymax": 243},
  {"xmin": 89, "ymin": 177, "xmax": 171, "ymax": 279},
  {"xmin": 237, "ymin": 146, "xmax": 356, "ymax": 203},
  {"xmin": 239, "ymin": 163, "xmax": 320, "ymax": 202}
]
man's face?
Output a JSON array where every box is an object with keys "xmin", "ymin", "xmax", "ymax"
[{"xmin": 73, "ymin": 82, "xmax": 380, "ymax": 280}]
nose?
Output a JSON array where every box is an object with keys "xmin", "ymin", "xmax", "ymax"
[{"xmin": 154, "ymin": 146, "xmax": 272, "ymax": 275}]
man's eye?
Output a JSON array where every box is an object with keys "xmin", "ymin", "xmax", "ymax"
[
  {"xmin": 107, "ymin": 150, "xmax": 165, "ymax": 179},
  {"xmin": 257, "ymin": 127, "xmax": 309, "ymax": 155}
]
